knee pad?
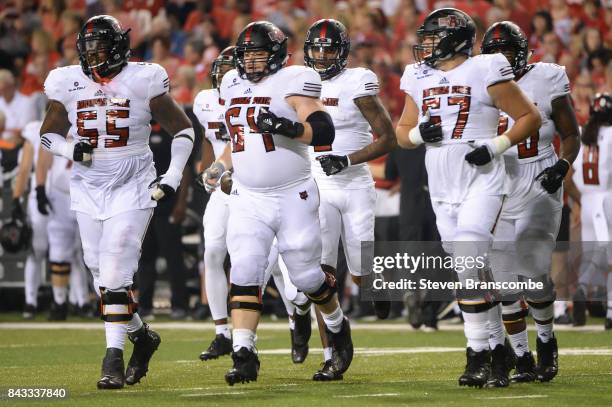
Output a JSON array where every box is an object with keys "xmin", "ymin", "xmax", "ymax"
[
  {"xmin": 525, "ymin": 275, "xmax": 556, "ymax": 303},
  {"xmin": 99, "ymin": 287, "xmax": 136, "ymax": 322},
  {"xmin": 501, "ymin": 300, "xmax": 528, "ymax": 323},
  {"xmin": 229, "ymin": 284, "xmax": 263, "ymax": 312},
  {"xmin": 50, "ymin": 262, "xmax": 71, "ymax": 281},
  {"xmin": 458, "ymin": 300, "xmax": 497, "ymax": 314},
  {"xmin": 304, "ymin": 268, "xmax": 336, "ymax": 305}
]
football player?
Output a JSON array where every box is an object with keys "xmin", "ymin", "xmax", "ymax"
[
  {"xmin": 572, "ymin": 93, "xmax": 612, "ymax": 330},
  {"xmin": 201, "ymin": 21, "xmax": 353, "ymax": 385},
  {"xmin": 396, "ymin": 8, "xmax": 541, "ymax": 388},
  {"xmin": 195, "ymin": 47, "xmax": 301, "ymax": 363},
  {"xmin": 9, "ymin": 120, "xmax": 48, "ymax": 320},
  {"xmin": 193, "ymin": 46, "xmax": 235, "ymax": 361},
  {"xmin": 39, "ymin": 15, "xmax": 194, "ymax": 389},
  {"xmin": 304, "ymin": 18, "xmax": 397, "ymax": 380},
  {"xmin": 481, "ymin": 21, "xmax": 580, "ymax": 386}
]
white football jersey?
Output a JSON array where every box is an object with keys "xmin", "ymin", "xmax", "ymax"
[
  {"xmin": 498, "ymin": 63, "xmax": 570, "ymax": 163},
  {"xmin": 220, "ymin": 65, "xmax": 322, "ymax": 191},
  {"xmin": 44, "ymin": 62, "xmax": 167, "ymax": 188},
  {"xmin": 309, "ymin": 68, "xmax": 377, "ymax": 189},
  {"xmin": 400, "ymin": 54, "xmax": 514, "ymax": 202},
  {"xmin": 22, "ymin": 120, "xmax": 71, "ymax": 193},
  {"xmin": 573, "ymin": 126, "xmax": 612, "ymax": 194},
  {"xmin": 44, "ymin": 62, "xmax": 168, "ymax": 157},
  {"xmin": 193, "ymin": 88, "xmax": 228, "ymax": 160}
]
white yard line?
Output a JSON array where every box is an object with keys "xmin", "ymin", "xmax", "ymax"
[
  {"xmin": 0, "ymin": 322, "xmax": 606, "ymax": 332},
  {"xmin": 476, "ymin": 395, "xmax": 549, "ymax": 400},
  {"xmin": 335, "ymin": 393, "xmax": 400, "ymax": 398}
]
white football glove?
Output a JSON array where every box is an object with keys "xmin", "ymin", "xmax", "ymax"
[{"xmin": 198, "ymin": 162, "xmax": 225, "ymax": 194}]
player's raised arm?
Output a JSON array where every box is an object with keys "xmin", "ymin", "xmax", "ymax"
[{"xmin": 149, "ymin": 91, "xmax": 195, "ymax": 202}]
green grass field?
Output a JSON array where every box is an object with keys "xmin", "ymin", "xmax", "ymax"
[{"xmin": 1, "ymin": 319, "xmax": 612, "ymax": 406}]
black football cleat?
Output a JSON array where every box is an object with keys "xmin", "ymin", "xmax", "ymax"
[
  {"xmin": 125, "ymin": 323, "xmax": 161, "ymax": 385},
  {"xmin": 225, "ymin": 347, "xmax": 260, "ymax": 386},
  {"xmin": 312, "ymin": 359, "xmax": 343, "ymax": 381},
  {"xmin": 326, "ymin": 317, "xmax": 354, "ymax": 375},
  {"xmin": 458, "ymin": 348, "xmax": 491, "ymax": 388},
  {"xmin": 291, "ymin": 312, "xmax": 311, "ymax": 363},
  {"xmin": 405, "ymin": 290, "xmax": 423, "ymax": 329},
  {"xmin": 200, "ymin": 334, "xmax": 232, "ymax": 361},
  {"xmin": 48, "ymin": 301, "xmax": 68, "ymax": 321},
  {"xmin": 535, "ymin": 335, "xmax": 558, "ymax": 382},
  {"xmin": 97, "ymin": 347, "xmax": 125, "ymax": 389},
  {"xmin": 605, "ymin": 318, "xmax": 612, "ymax": 330},
  {"xmin": 22, "ymin": 304, "xmax": 36, "ymax": 320},
  {"xmin": 485, "ymin": 344, "xmax": 512, "ymax": 388},
  {"xmin": 511, "ymin": 351, "xmax": 536, "ymax": 383}
]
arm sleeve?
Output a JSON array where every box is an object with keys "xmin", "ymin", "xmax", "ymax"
[
  {"xmin": 484, "ymin": 53, "xmax": 515, "ymax": 88},
  {"xmin": 285, "ymin": 67, "xmax": 322, "ymax": 98},
  {"xmin": 148, "ymin": 64, "xmax": 170, "ymax": 101},
  {"xmin": 353, "ymin": 69, "xmax": 380, "ymax": 99},
  {"xmin": 549, "ymin": 64, "xmax": 571, "ymax": 101},
  {"xmin": 43, "ymin": 69, "xmax": 64, "ymax": 104}
]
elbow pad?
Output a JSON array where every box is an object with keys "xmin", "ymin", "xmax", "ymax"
[{"xmin": 306, "ymin": 111, "xmax": 335, "ymax": 146}]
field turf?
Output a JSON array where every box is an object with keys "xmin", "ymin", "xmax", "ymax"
[{"xmin": 1, "ymin": 319, "xmax": 611, "ymax": 406}]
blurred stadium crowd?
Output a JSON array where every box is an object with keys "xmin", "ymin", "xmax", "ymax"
[{"xmin": 0, "ymin": 0, "xmax": 610, "ymax": 322}]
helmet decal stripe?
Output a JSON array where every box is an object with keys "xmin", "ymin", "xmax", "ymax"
[
  {"xmin": 244, "ymin": 25, "xmax": 253, "ymax": 43},
  {"xmin": 320, "ymin": 20, "xmax": 328, "ymax": 39}
]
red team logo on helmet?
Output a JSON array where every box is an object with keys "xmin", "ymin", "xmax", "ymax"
[{"xmin": 438, "ymin": 15, "xmax": 466, "ymax": 28}]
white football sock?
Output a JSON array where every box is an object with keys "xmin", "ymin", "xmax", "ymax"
[
  {"xmin": 508, "ymin": 329, "xmax": 529, "ymax": 357},
  {"xmin": 52, "ymin": 285, "xmax": 68, "ymax": 305},
  {"xmin": 127, "ymin": 312, "xmax": 144, "ymax": 333},
  {"xmin": 105, "ymin": 322, "xmax": 127, "ymax": 350},
  {"xmin": 216, "ymin": 324, "xmax": 231, "ymax": 339},
  {"xmin": 462, "ymin": 310, "xmax": 489, "ymax": 352},
  {"xmin": 24, "ymin": 255, "xmax": 42, "ymax": 307},
  {"xmin": 320, "ymin": 306, "xmax": 344, "ymax": 334},
  {"xmin": 233, "ymin": 329, "xmax": 256, "ymax": 352},
  {"xmin": 487, "ymin": 304, "xmax": 505, "ymax": 349},
  {"xmin": 323, "ymin": 347, "xmax": 333, "ymax": 362}
]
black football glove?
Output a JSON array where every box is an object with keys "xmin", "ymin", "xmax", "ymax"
[
  {"xmin": 535, "ymin": 159, "xmax": 570, "ymax": 194},
  {"xmin": 317, "ymin": 154, "xmax": 350, "ymax": 176},
  {"xmin": 35, "ymin": 185, "xmax": 52, "ymax": 215},
  {"xmin": 11, "ymin": 198, "xmax": 24, "ymax": 221},
  {"xmin": 419, "ymin": 110, "xmax": 444, "ymax": 143},
  {"xmin": 73, "ymin": 141, "xmax": 94, "ymax": 162},
  {"xmin": 149, "ymin": 176, "xmax": 176, "ymax": 202},
  {"xmin": 256, "ymin": 108, "xmax": 304, "ymax": 138},
  {"xmin": 465, "ymin": 145, "xmax": 494, "ymax": 166}
]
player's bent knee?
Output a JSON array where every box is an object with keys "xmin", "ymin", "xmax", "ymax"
[
  {"xmin": 304, "ymin": 269, "xmax": 336, "ymax": 304},
  {"xmin": 99, "ymin": 287, "xmax": 136, "ymax": 322},
  {"xmin": 501, "ymin": 300, "xmax": 528, "ymax": 323},
  {"xmin": 228, "ymin": 284, "xmax": 263, "ymax": 312}
]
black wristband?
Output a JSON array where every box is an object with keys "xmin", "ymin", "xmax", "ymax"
[{"xmin": 306, "ymin": 110, "xmax": 335, "ymax": 146}]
